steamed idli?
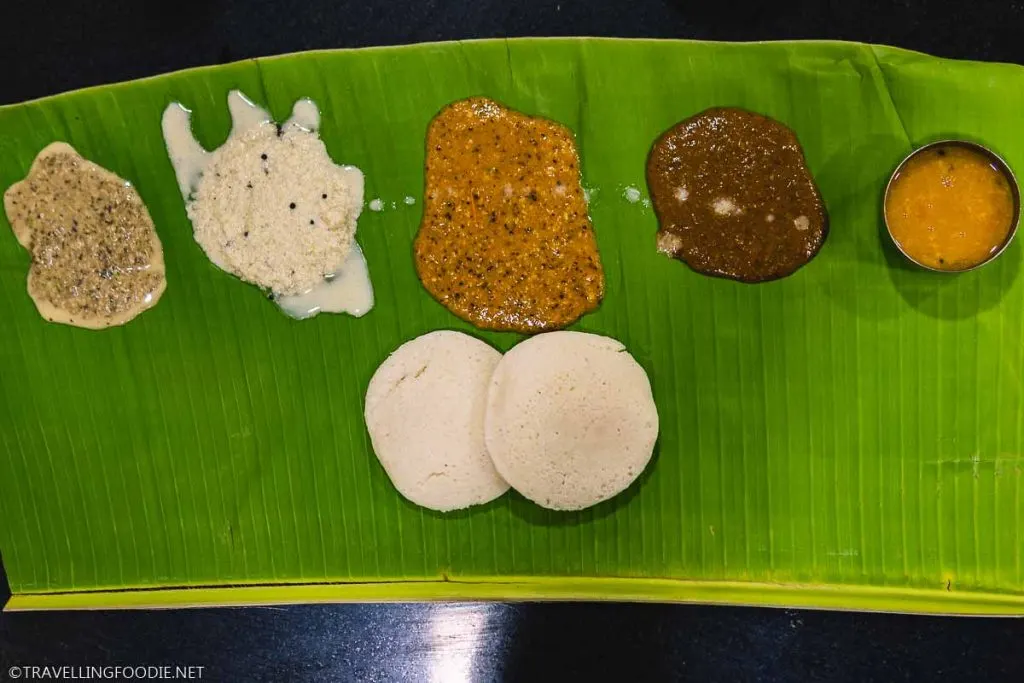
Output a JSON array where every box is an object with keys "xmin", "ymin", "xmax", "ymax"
[
  {"xmin": 364, "ymin": 331, "xmax": 509, "ymax": 511},
  {"xmin": 485, "ymin": 331, "xmax": 658, "ymax": 511}
]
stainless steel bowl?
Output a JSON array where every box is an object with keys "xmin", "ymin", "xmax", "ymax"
[{"xmin": 883, "ymin": 139, "xmax": 1021, "ymax": 272}]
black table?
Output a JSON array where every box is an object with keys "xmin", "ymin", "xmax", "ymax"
[{"xmin": 3, "ymin": 1, "xmax": 1024, "ymax": 680}]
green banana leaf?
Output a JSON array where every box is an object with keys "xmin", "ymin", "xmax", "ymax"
[{"xmin": 3, "ymin": 38, "xmax": 1024, "ymax": 612}]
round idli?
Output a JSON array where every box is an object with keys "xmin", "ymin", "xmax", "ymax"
[
  {"xmin": 364, "ymin": 331, "xmax": 509, "ymax": 512},
  {"xmin": 485, "ymin": 331, "xmax": 658, "ymax": 511}
]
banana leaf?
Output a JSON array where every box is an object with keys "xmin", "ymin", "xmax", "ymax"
[{"xmin": 3, "ymin": 38, "xmax": 1024, "ymax": 613}]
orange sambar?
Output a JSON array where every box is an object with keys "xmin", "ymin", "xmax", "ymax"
[{"xmin": 885, "ymin": 144, "xmax": 1016, "ymax": 271}]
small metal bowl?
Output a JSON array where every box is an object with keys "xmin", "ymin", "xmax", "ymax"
[{"xmin": 883, "ymin": 139, "xmax": 1021, "ymax": 273}]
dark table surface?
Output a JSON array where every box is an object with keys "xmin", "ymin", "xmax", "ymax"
[{"xmin": 3, "ymin": 1, "xmax": 1024, "ymax": 680}]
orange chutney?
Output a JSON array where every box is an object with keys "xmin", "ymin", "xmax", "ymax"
[
  {"xmin": 885, "ymin": 145, "xmax": 1016, "ymax": 271},
  {"xmin": 414, "ymin": 98, "xmax": 604, "ymax": 333}
]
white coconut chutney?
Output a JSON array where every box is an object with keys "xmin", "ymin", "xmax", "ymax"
[{"xmin": 161, "ymin": 90, "xmax": 372, "ymax": 318}]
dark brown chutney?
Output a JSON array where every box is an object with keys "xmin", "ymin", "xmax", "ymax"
[
  {"xmin": 413, "ymin": 97, "xmax": 604, "ymax": 333},
  {"xmin": 646, "ymin": 107, "xmax": 828, "ymax": 283}
]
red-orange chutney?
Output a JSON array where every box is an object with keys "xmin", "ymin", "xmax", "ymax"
[{"xmin": 413, "ymin": 98, "xmax": 604, "ymax": 333}]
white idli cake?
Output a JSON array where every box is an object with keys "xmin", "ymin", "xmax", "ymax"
[
  {"xmin": 485, "ymin": 331, "xmax": 658, "ymax": 511},
  {"xmin": 364, "ymin": 331, "xmax": 509, "ymax": 512}
]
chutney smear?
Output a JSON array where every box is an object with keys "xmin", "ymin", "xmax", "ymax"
[
  {"xmin": 647, "ymin": 107, "xmax": 828, "ymax": 283},
  {"xmin": 4, "ymin": 142, "xmax": 166, "ymax": 329},
  {"xmin": 414, "ymin": 98, "xmax": 604, "ymax": 333}
]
